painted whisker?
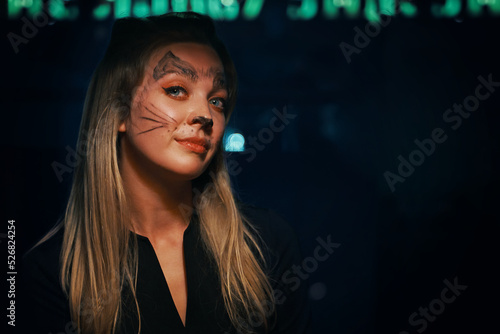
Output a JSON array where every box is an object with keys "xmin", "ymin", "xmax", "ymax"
[
  {"xmin": 140, "ymin": 116, "xmax": 163, "ymax": 124},
  {"xmin": 145, "ymin": 106, "xmax": 175, "ymax": 124},
  {"xmin": 138, "ymin": 126, "xmax": 164, "ymax": 135},
  {"xmin": 148, "ymin": 104, "xmax": 177, "ymax": 123}
]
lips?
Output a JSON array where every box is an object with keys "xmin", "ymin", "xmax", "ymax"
[{"xmin": 175, "ymin": 137, "xmax": 210, "ymax": 153}]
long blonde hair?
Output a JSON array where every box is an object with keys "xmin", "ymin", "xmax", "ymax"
[{"xmin": 39, "ymin": 12, "xmax": 275, "ymax": 334}]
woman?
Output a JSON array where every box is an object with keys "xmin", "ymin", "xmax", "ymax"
[{"xmin": 21, "ymin": 12, "xmax": 311, "ymax": 334}]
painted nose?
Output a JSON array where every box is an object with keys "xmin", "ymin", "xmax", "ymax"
[{"xmin": 191, "ymin": 115, "xmax": 213, "ymax": 130}]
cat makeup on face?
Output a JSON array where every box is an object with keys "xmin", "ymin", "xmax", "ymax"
[{"xmin": 119, "ymin": 42, "xmax": 228, "ymax": 181}]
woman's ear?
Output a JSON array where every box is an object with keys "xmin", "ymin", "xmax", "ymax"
[{"xmin": 118, "ymin": 121, "xmax": 127, "ymax": 132}]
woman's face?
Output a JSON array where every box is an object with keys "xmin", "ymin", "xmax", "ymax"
[{"xmin": 119, "ymin": 42, "xmax": 228, "ymax": 181}]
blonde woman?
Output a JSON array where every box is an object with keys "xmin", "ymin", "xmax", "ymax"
[{"xmin": 21, "ymin": 12, "xmax": 311, "ymax": 334}]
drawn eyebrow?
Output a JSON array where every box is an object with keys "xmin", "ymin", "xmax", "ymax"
[
  {"xmin": 153, "ymin": 51, "xmax": 197, "ymax": 81},
  {"xmin": 210, "ymin": 68, "xmax": 226, "ymax": 91},
  {"xmin": 153, "ymin": 51, "xmax": 227, "ymax": 91}
]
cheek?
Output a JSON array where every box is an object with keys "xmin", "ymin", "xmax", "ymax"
[
  {"xmin": 130, "ymin": 93, "xmax": 181, "ymax": 135},
  {"xmin": 214, "ymin": 128, "xmax": 224, "ymax": 147},
  {"xmin": 213, "ymin": 122, "xmax": 225, "ymax": 142},
  {"xmin": 214, "ymin": 114, "xmax": 226, "ymax": 134}
]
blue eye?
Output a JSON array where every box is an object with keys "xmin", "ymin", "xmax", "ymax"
[
  {"xmin": 210, "ymin": 98, "xmax": 225, "ymax": 109},
  {"xmin": 163, "ymin": 86, "xmax": 186, "ymax": 97}
]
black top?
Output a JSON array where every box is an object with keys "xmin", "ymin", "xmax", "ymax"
[{"xmin": 18, "ymin": 205, "xmax": 312, "ymax": 334}]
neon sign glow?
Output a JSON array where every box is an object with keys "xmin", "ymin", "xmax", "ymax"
[{"xmin": 7, "ymin": 0, "xmax": 500, "ymax": 22}]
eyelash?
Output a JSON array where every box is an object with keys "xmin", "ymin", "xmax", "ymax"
[
  {"xmin": 209, "ymin": 97, "xmax": 226, "ymax": 110},
  {"xmin": 163, "ymin": 85, "xmax": 226, "ymax": 111},
  {"xmin": 163, "ymin": 85, "xmax": 187, "ymax": 97}
]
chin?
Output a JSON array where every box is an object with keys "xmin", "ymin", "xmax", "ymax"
[
  {"xmin": 165, "ymin": 162, "xmax": 209, "ymax": 181},
  {"xmin": 152, "ymin": 152, "xmax": 216, "ymax": 182}
]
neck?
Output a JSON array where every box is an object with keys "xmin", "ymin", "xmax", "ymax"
[
  {"xmin": 119, "ymin": 145, "xmax": 194, "ymax": 240},
  {"xmin": 125, "ymin": 176, "xmax": 193, "ymax": 237}
]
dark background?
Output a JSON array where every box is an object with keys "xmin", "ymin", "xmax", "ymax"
[{"xmin": 2, "ymin": 1, "xmax": 499, "ymax": 333}]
